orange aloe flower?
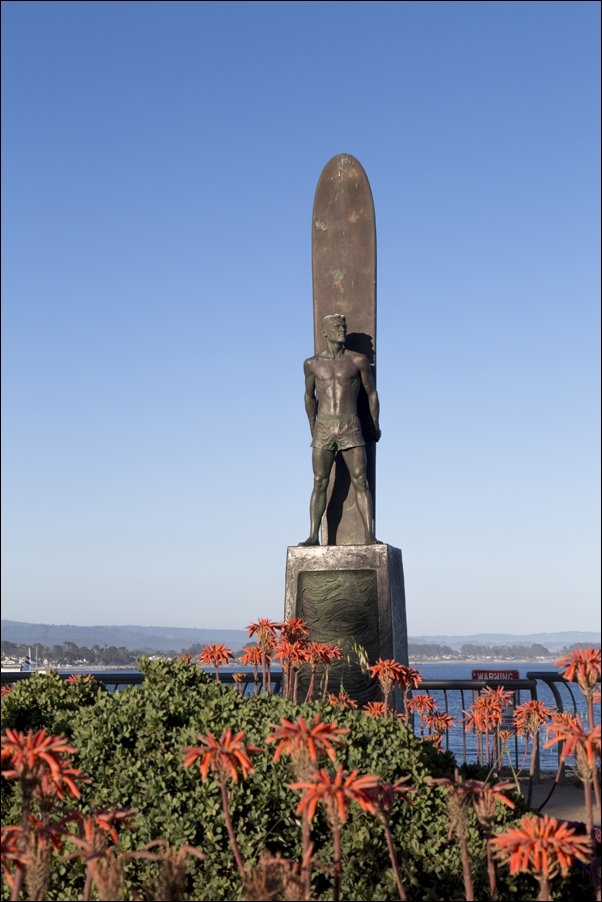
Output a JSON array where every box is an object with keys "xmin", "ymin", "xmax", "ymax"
[
  {"xmin": 425, "ymin": 712, "xmax": 456, "ymax": 751},
  {"xmin": 368, "ymin": 659, "xmax": 405, "ymax": 689},
  {"xmin": 303, "ymin": 641, "xmax": 330, "ymax": 702},
  {"xmin": 240, "ymin": 645, "xmax": 261, "ymax": 667},
  {"xmin": 514, "ymin": 700, "xmax": 553, "ymax": 737},
  {"xmin": 397, "ymin": 665, "xmax": 423, "ymax": 691},
  {"xmin": 329, "ymin": 690, "xmax": 358, "ymax": 709},
  {"xmin": 462, "ymin": 707, "xmax": 486, "ymax": 734},
  {"xmin": 239, "ymin": 645, "xmax": 263, "ymax": 694},
  {"xmin": 246, "ymin": 619, "xmax": 280, "ymax": 691},
  {"xmin": 492, "ymin": 815, "xmax": 591, "ymax": 899},
  {"xmin": 463, "ymin": 705, "xmax": 496, "ymax": 767},
  {"xmin": 544, "ymin": 718, "xmax": 601, "ymax": 771},
  {"xmin": 65, "ymin": 673, "xmax": 95, "ymax": 684},
  {"xmin": 2, "ymin": 684, "xmax": 13, "ymax": 697},
  {"xmin": 547, "ymin": 710, "xmax": 579, "ymax": 729},
  {"xmin": 474, "ymin": 696, "xmax": 499, "ymax": 731},
  {"xmin": 279, "ymin": 617, "xmax": 309, "ymax": 642},
  {"xmin": 393, "ymin": 663, "xmax": 422, "ymax": 714},
  {"xmin": 406, "ymin": 693, "xmax": 437, "ymax": 714},
  {"xmin": 287, "ymin": 640, "xmax": 309, "ymax": 683},
  {"xmin": 78, "ymin": 809, "xmax": 137, "ymax": 846},
  {"xmin": 425, "ymin": 711, "xmax": 457, "ymax": 735},
  {"xmin": 267, "ymin": 712, "xmax": 347, "ymax": 895},
  {"xmin": 406, "ymin": 693, "xmax": 437, "ymax": 734},
  {"xmin": 246, "ymin": 618, "xmax": 280, "ymax": 640},
  {"xmin": 368, "ymin": 659, "xmax": 421, "ymax": 713},
  {"xmin": 465, "ymin": 687, "xmax": 514, "ymax": 767},
  {"xmin": 514, "ymin": 700, "xmax": 555, "ymax": 806},
  {"xmin": 240, "ymin": 645, "xmax": 263, "ymax": 669},
  {"xmin": 292, "ymin": 765, "xmax": 380, "ymax": 824},
  {"xmin": 497, "ymin": 729, "xmax": 515, "ymax": 768},
  {"xmin": 183, "ymin": 728, "xmax": 261, "ymax": 881},
  {"xmin": 555, "ymin": 647, "xmax": 601, "ymax": 699},
  {"xmin": 267, "ymin": 715, "xmax": 348, "ymax": 764},
  {"xmin": 364, "ymin": 701, "xmax": 386, "ymax": 717},
  {"xmin": 369, "ymin": 660, "xmax": 422, "ymax": 690},
  {"xmin": 480, "ymin": 684, "xmax": 514, "ymax": 707},
  {"xmin": 196, "ymin": 643, "xmax": 233, "ymax": 682},
  {"xmin": 477, "ymin": 686, "xmax": 514, "ymax": 727},
  {"xmin": 292, "ymin": 766, "xmax": 380, "ymax": 902},
  {"xmin": 62, "ymin": 809, "xmax": 136, "ymax": 860},
  {"xmin": 1, "ymin": 728, "xmax": 85, "ymax": 798},
  {"xmin": 182, "ymin": 728, "xmax": 261, "ymax": 783},
  {"xmin": 272, "ymin": 637, "xmax": 308, "ymax": 703},
  {"xmin": 271, "ymin": 639, "xmax": 293, "ymax": 695}
]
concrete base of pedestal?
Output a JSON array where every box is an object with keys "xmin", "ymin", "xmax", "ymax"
[{"xmin": 284, "ymin": 544, "xmax": 408, "ymax": 707}]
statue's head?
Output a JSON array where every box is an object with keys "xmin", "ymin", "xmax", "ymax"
[{"xmin": 322, "ymin": 314, "xmax": 346, "ymax": 343}]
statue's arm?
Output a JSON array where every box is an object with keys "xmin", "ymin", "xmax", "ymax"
[
  {"xmin": 303, "ymin": 360, "xmax": 317, "ymax": 435},
  {"xmin": 358, "ymin": 356, "xmax": 381, "ymax": 441}
]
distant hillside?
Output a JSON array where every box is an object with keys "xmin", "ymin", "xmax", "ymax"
[
  {"xmin": 2, "ymin": 622, "xmax": 599, "ymax": 655},
  {"xmin": 1, "ymin": 621, "xmax": 249, "ymax": 654}
]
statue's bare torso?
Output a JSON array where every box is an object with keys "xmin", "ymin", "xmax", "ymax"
[{"xmin": 305, "ymin": 350, "xmax": 366, "ymax": 416}]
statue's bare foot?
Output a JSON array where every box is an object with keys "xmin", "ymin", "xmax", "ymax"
[
  {"xmin": 298, "ymin": 536, "xmax": 320, "ymax": 546},
  {"xmin": 364, "ymin": 536, "xmax": 383, "ymax": 545}
]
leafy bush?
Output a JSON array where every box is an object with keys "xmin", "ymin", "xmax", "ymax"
[
  {"xmin": 1, "ymin": 660, "xmax": 595, "ymax": 900},
  {"xmin": 2, "ymin": 670, "xmax": 108, "ymax": 735}
]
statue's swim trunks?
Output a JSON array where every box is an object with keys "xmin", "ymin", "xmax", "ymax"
[{"xmin": 311, "ymin": 412, "xmax": 365, "ymax": 452}]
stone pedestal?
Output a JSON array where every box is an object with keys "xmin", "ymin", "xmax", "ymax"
[{"xmin": 284, "ymin": 544, "xmax": 408, "ymax": 706}]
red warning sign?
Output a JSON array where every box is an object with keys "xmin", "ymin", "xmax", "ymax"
[{"xmin": 471, "ymin": 669, "xmax": 519, "ymax": 681}]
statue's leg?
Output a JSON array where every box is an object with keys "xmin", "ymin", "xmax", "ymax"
[
  {"xmin": 342, "ymin": 446, "xmax": 377, "ymax": 544},
  {"xmin": 298, "ymin": 448, "xmax": 335, "ymax": 546}
]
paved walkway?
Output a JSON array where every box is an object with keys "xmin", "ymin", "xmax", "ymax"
[{"xmin": 520, "ymin": 776, "xmax": 600, "ymax": 825}]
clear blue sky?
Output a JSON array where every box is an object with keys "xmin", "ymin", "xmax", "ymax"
[{"xmin": 2, "ymin": 1, "xmax": 600, "ymax": 635}]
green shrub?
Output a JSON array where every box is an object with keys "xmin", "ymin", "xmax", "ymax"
[{"xmin": 1, "ymin": 660, "xmax": 594, "ymax": 901}]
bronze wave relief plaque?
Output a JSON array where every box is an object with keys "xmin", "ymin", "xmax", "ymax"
[{"xmin": 296, "ymin": 569, "xmax": 380, "ymax": 705}]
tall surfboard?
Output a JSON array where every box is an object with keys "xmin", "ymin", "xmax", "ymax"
[{"xmin": 312, "ymin": 154, "xmax": 377, "ymax": 545}]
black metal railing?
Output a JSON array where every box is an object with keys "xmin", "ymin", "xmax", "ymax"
[
  {"xmin": 2, "ymin": 669, "xmax": 596, "ymax": 780},
  {"xmin": 0, "ymin": 669, "xmax": 284, "ymax": 693},
  {"xmin": 418, "ymin": 679, "xmax": 537, "ymax": 775},
  {"xmin": 525, "ymin": 671, "xmax": 581, "ymax": 715},
  {"xmin": 1, "ymin": 671, "xmax": 146, "ymax": 686}
]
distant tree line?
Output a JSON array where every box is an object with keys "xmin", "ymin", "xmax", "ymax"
[
  {"xmin": 459, "ymin": 643, "xmax": 553, "ymax": 659},
  {"xmin": 559, "ymin": 642, "xmax": 601, "ymax": 654},
  {"xmin": 1, "ymin": 639, "xmax": 248, "ymax": 667},
  {"xmin": 408, "ymin": 643, "xmax": 457, "ymax": 659},
  {"xmin": 1, "ymin": 640, "xmax": 147, "ymax": 666},
  {"xmin": 409, "ymin": 641, "xmax": 600, "ymax": 661}
]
